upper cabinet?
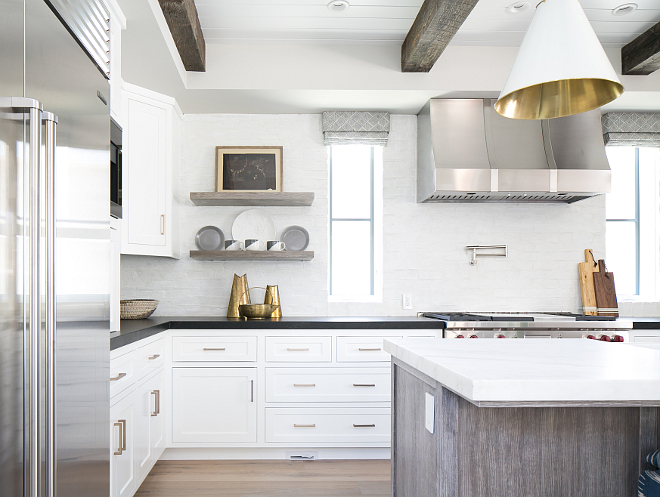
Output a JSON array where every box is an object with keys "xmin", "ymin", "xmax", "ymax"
[{"xmin": 121, "ymin": 83, "xmax": 181, "ymax": 258}]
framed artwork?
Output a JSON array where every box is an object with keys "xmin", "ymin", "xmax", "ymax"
[{"xmin": 215, "ymin": 146, "xmax": 283, "ymax": 192}]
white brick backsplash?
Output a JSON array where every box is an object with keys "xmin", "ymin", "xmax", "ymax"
[{"xmin": 121, "ymin": 113, "xmax": 613, "ymax": 317}]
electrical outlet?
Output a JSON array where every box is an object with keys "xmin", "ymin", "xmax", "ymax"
[{"xmin": 402, "ymin": 295, "xmax": 413, "ymax": 310}]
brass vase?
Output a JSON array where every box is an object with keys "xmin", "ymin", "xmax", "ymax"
[
  {"xmin": 265, "ymin": 285, "xmax": 281, "ymax": 318},
  {"xmin": 227, "ymin": 274, "xmax": 250, "ymax": 318}
]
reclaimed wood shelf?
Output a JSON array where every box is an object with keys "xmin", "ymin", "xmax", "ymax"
[
  {"xmin": 190, "ymin": 250, "xmax": 314, "ymax": 262},
  {"xmin": 190, "ymin": 192, "xmax": 314, "ymax": 206}
]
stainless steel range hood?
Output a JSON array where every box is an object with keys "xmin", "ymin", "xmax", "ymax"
[{"xmin": 417, "ymin": 98, "xmax": 611, "ymax": 203}]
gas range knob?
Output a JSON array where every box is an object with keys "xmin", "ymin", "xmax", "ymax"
[
  {"xmin": 612, "ymin": 335, "xmax": 625, "ymax": 342},
  {"xmin": 468, "ymin": 334, "xmax": 479, "ymax": 339},
  {"xmin": 495, "ymin": 334, "xmax": 506, "ymax": 339},
  {"xmin": 599, "ymin": 334, "xmax": 612, "ymax": 342},
  {"xmin": 455, "ymin": 334, "xmax": 465, "ymax": 339},
  {"xmin": 585, "ymin": 334, "xmax": 597, "ymax": 340}
]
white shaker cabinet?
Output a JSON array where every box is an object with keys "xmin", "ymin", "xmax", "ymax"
[
  {"xmin": 172, "ymin": 368, "xmax": 258, "ymax": 444},
  {"xmin": 110, "ymin": 393, "xmax": 136, "ymax": 497},
  {"xmin": 134, "ymin": 369, "xmax": 165, "ymax": 483},
  {"xmin": 120, "ymin": 83, "xmax": 180, "ymax": 258}
]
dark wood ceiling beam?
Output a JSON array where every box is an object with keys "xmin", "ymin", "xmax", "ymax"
[
  {"xmin": 158, "ymin": 0, "xmax": 206, "ymax": 72},
  {"xmin": 401, "ymin": 0, "xmax": 480, "ymax": 73},
  {"xmin": 622, "ymin": 21, "xmax": 660, "ymax": 75}
]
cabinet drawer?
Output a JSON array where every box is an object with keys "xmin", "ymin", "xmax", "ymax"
[
  {"xmin": 265, "ymin": 408, "xmax": 390, "ymax": 443},
  {"xmin": 265, "ymin": 368, "xmax": 390, "ymax": 403},
  {"xmin": 172, "ymin": 336, "xmax": 257, "ymax": 362},
  {"xmin": 336, "ymin": 337, "xmax": 398, "ymax": 362},
  {"xmin": 110, "ymin": 352, "xmax": 135, "ymax": 399},
  {"xmin": 265, "ymin": 337, "xmax": 331, "ymax": 363},
  {"xmin": 134, "ymin": 338, "xmax": 165, "ymax": 379}
]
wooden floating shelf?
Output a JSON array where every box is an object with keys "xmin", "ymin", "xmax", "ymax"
[
  {"xmin": 190, "ymin": 250, "xmax": 314, "ymax": 262},
  {"xmin": 190, "ymin": 192, "xmax": 314, "ymax": 206}
]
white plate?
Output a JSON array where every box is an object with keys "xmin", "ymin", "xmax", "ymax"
[
  {"xmin": 232, "ymin": 209, "xmax": 276, "ymax": 243},
  {"xmin": 195, "ymin": 226, "xmax": 224, "ymax": 251},
  {"xmin": 281, "ymin": 225, "xmax": 309, "ymax": 251}
]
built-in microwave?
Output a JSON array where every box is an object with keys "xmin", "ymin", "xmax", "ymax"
[{"xmin": 110, "ymin": 119, "xmax": 122, "ymax": 218}]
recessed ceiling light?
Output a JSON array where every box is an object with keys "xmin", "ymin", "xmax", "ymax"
[
  {"xmin": 612, "ymin": 3, "xmax": 638, "ymax": 16},
  {"xmin": 506, "ymin": 2, "xmax": 531, "ymax": 14},
  {"xmin": 327, "ymin": 0, "xmax": 349, "ymax": 12}
]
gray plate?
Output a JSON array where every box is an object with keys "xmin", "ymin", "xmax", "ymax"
[
  {"xmin": 281, "ymin": 225, "xmax": 309, "ymax": 251},
  {"xmin": 195, "ymin": 226, "xmax": 225, "ymax": 251}
]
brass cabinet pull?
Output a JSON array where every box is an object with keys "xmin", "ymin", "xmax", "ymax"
[
  {"xmin": 358, "ymin": 348, "xmax": 381, "ymax": 351},
  {"xmin": 110, "ymin": 372, "xmax": 126, "ymax": 382},
  {"xmin": 203, "ymin": 347, "xmax": 226, "ymax": 351},
  {"xmin": 294, "ymin": 384, "xmax": 316, "ymax": 387},
  {"xmin": 294, "ymin": 424, "xmax": 316, "ymax": 428},
  {"xmin": 151, "ymin": 390, "xmax": 160, "ymax": 416},
  {"xmin": 287, "ymin": 348, "xmax": 309, "ymax": 352},
  {"xmin": 113, "ymin": 421, "xmax": 124, "ymax": 455},
  {"xmin": 250, "ymin": 380, "xmax": 254, "ymax": 403},
  {"xmin": 148, "ymin": 354, "xmax": 160, "ymax": 360},
  {"xmin": 353, "ymin": 384, "xmax": 376, "ymax": 387},
  {"xmin": 353, "ymin": 424, "xmax": 376, "ymax": 428},
  {"xmin": 160, "ymin": 214, "xmax": 165, "ymax": 235}
]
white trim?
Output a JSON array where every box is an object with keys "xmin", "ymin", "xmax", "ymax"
[{"xmin": 160, "ymin": 447, "xmax": 391, "ymax": 460}]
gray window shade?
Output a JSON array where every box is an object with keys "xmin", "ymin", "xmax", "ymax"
[
  {"xmin": 602, "ymin": 112, "xmax": 660, "ymax": 147},
  {"xmin": 322, "ymin": 111, "xmax": 390, "ymax": 146}
]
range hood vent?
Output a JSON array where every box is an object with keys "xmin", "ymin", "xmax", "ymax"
[{"xmin": 417, "ymin": 99, "xmax": 611, "ymax": 204}]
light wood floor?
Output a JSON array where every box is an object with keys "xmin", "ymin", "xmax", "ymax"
[{"xmin": 135, "ymin": 460, "xmax": 391, "ymax": 497}]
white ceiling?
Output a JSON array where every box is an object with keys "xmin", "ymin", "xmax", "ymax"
[
  {"xmin": 194, "ymin": 0, "xmax": 660, "ymax": 47},
  {"xmin": 116, "ymin": 0, "xmax": 660, "ymax": 114}
]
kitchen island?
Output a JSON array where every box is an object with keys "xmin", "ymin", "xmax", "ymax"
[{"xmin": 384, "ymin": 339, "xmax": 660, "ymax": 497}]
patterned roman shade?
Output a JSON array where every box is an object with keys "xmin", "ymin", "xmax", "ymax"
[
  {"xmin": 322, "ymin": 111, "xmax": 390, "ymax": 146},
  {"xmin": 602, "ymin": 112, "xmax": 660, "ymax": 147}
]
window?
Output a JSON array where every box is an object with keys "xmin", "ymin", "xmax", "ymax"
[
  {"xmin": 329, "ymin": 145, "xmax": 382, "ymax": 300},
  {"xmin": 605, "ymin": 147, "xmax": 660, "ymax": 299}
]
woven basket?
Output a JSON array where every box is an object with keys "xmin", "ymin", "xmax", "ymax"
[{"xmin": 120, "ymin": 299, "xmax": 159, "ymax": 320}]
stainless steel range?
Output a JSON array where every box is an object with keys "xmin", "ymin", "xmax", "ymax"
[{"xmin": 422, "ymin": 312, "xmax": 632, "ymax": 341}]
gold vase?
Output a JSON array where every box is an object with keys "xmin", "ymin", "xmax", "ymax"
[
  {"xmin": 227, "ymin": 274, "xmax": 250, "ymax": 318},
  {"xmin": 265, "ymin": 285, "xmax": 281, "ymax": 318}
]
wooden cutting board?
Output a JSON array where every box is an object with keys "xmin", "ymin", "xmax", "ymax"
[
  {"xmin": 593, "ymin": 259, "xmax": 618, "ymax": 317},
  {"xmin": 578, "ymin": 249, "xmax": 598, "ymax": 316}
]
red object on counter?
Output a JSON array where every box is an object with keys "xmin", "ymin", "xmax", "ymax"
[
  {"xmin": 612, "ymin": 335, "xmax": 625, "ymax": 342},
  {"xmin": 469, "ymin": 335, "xmax": 479, "ymax": 339},
  {"xmin": 599, "ymin": 335, "xmax": 612, "ymax": 342},
  {"xmin": 586, "ymin": 335, "xmax": 597, "ymax": 340},
  {"xmin": 456, "ymin": 335, "xmax": 465, "ymax": 339}
]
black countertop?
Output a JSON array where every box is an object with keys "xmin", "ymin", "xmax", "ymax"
[{"xmin": 110, "ymin": 316, "xmax": 445, "ymax": 351}]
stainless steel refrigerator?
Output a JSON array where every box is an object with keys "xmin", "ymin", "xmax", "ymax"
[{"xmin": 0, "ymin": 1, "xmax": 111, "ymax": 497}]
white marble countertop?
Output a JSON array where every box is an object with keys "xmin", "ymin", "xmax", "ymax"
[{"xmin": 384, "ymin": 338, "xmax": 660, "ymax": 406}]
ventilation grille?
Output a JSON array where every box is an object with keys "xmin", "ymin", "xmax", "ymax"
[
  {"xmin": 426, "ymin": 193, "xmax": 593, "ymax": 203},
  {"xmin": 503, "ymin": 194, "xmax": 585, "ymax": 203},
  {"xmin": 47, "ymin": 0, "xmax": 110, "ymax": 78},
  {"xmin": 427, "ymin": 194, "xmax": 493, "ymax": 202}
]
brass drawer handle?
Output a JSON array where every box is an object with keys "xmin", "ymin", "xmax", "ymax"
[
  {"xmin": 358, "ymin": 348, "xmax": 381, "ymax": 351},
  {"xmin": 353, "ymin": 383, "xmax": 376, "ymax": 387},
  {"xmin": 151, "ymin": 390, "xmax": 160, "ymax": 416},
  {"xmin": 287, "ymin": 348, "xmax": 309, "ymax": 352},
  {"xmin": 294, "ymin": 424, "xmax": 316, "ymax": 428},
  {"xmin": 203, "ymin": 348, "xmax": 226, "ymax": 351},
  {"xmin": 148, "ymin": 354, "xmax": 160, "ymax": 360},
  {"xmin": 110, "ymin": 372, "xmax": 126, "ymax": 382},
  {"xmin": 294, "ymin": 384, "xmax": 316, "ymax": 387},
  {"xmin": 113, "ymin": 420, "xmax": 125, "ymax": 455},
  {"xmin": 353, "ymin": 424, "xmax": 376, "ymax": 428}
]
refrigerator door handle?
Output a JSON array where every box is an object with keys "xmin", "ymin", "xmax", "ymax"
[
  {"xmin": 43, "ymin": 111, "xmax": 58, "ymax": 497},
  {"xmin": 0, "ymin": 96, "xmax": 44, "ymax": 497}
]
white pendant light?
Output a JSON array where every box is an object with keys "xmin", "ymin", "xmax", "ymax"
[{"xmin": 495, "ymin": 0, "xmax": 624, "ymax": 120}]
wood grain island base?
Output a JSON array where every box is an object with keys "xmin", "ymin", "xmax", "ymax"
[{"xmin": 385, "ymin": 340, "xmax": 660, "ymax": 497}]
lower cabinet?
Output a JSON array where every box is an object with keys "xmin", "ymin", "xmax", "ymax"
[
  {"xmin": 110, "ymin": 393, "xmax": 136, "ymax": 497},
  {"xmin": 134, "ymin": 369, "xmax": 165, "ymax": 480},
  {"xmin": 172, "ymin": 367, "xmax": 257, "ymax": 443}
]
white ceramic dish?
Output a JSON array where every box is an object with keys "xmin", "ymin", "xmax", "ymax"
[
  {"xmin": 195, "ymin": 226, "xmax": 224, "ymax": 251},
  {"xmin": 281, "ymin": 225, "xmax": 309, "ymax": 251},
  {"xmin": 232, "ymin": 209, "xmax": 276, "ymax": 243}
]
